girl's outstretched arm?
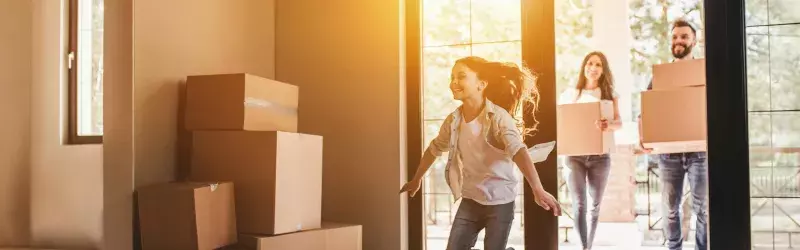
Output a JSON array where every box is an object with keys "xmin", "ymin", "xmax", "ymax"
[
  {"xmin": 512, "ymin": 149, "xmax": 562, "ymax": 216},
  {"xmin": 400, "ymin": 114, "xmax": 453, "ymax": 197},
  {"xmin": 400, "ymin": 148, "xmax": 438, "ymax": 197}
]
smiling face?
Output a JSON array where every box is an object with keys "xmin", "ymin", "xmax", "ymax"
[
  {"xmin": 583, "ymin": 55, "xmax": 604, "ymax": 83},
  {"xmin": 450, "ymin": 62, "xmax": 485, "ymax": 101},
  {"xmin": 671, "ymin": 26, "xmax": 697, "ymax": 59}
]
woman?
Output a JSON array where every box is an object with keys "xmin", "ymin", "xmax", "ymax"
[
  {"xmin": 557, "ymin": 51, "xmax": 622, "ymax": 250},
  {"xmin": 400, "ymin": 56, "xmax": 561, "ymax": 250}
]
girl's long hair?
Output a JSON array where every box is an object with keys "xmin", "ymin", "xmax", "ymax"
[
  {"xmin": 575, "ymin": 51, "xmax": 615, "ymax": 101},
  {"xmin": 455, "ymin": 56, "xmax": 540, "ymax": 135}
]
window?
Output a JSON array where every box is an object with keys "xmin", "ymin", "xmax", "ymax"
[
  {"xmin": 745, "ymin": 0, "xmax": 800, "ymax": 248},
  {"xmin": 68, "ymin": 0, "xmax": 104, "ymax": 144}
]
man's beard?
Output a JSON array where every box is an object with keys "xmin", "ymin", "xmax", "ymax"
[{"xmin": 672, "ymin": 43, "xmax": 693, "ymax": 59}]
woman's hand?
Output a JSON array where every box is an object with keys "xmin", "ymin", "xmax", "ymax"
[
  {"xmin": 534, "ymin": 189, "xmax": 562, "ymax": 216},
  {"xmin": 399, "ymin": 179, "xmax": 423, "ymax": 197},
  {"xmin": 595, "ymin": 118, "xmax": 609, "ymax": 131}
]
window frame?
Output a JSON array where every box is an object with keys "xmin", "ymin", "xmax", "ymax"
[{"xmin": 67, "ymin": 0, "xmax": 103, "ymax": 144}]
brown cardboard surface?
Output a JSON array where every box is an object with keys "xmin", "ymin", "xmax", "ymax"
[
  {"xmin": 136, "ymin": 182, "xmax": 237, "ymax": 250},
  {"xmin": 641, "ymin": 87, "xmax": 707, "ymax": 153},
  {"xmin": 189, "ymin": 131, "xmax": 323, "ymax": 235},
  {"xmin": 239, "ymin": 223, "xmax": 362, "ymax": 250},
  {"xmin": 557, "ymin": 101, "xmax": 615, "ymax": 156},
  {"xmin": 184, "ymin": 73, "xmax": 298, "ymax": 132},
  {"xmin": 652, "ymin": 59, "xmax": 706, "ymax": 90},
  {"xmin": 646, "ymin": 141, "xmax": 707, "ymax": 155}
]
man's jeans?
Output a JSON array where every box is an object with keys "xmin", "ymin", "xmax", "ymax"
[
  {"xmin": 564, "ymin": 154, "xmax": 612, "ymax": 250},
  {"xmin": 658, "ymin": 152, "xmax": 708, "ymax": 250},
  {"xmin": 447, "ymin": 198, "xmax": 515, "ymax": 250}
]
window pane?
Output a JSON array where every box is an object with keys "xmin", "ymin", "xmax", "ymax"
[
  {"xmin": 422, "ymin": 0, "xmax": 471, "ymax": 47},
  {"xmin": 772, "ymin": 198, "xmax": 800, "ymax": 247},
  {"xmin": 751, "ymin": 198, "xmax": 776, "ymax": 248},
  {"xmin": 769, "ymin": 0, "xmax": 800, "ymax": 25},
  {"xmin": 746, "ymin": 0, "xmax": 768, "ymax": 27},
  {"xmin": 746, "ymin": 30, "xmax": 770, "ymax": 111},
  {"xmin": 423, "ymin": 119, "xmax": 446, "ymax": 150},
  {"xmin": 751, "ymin": 166, "xmax": 774, "ymax": 197},
  {"xmin": 471, "ymin": 41, "xmax": 522, "ymax": 66},
  {"xmin": 555, "ymin": 0, "xmax": 592, "ymax": 101},
  {"xmin": 771, "ymin": 112, "xmax": 800, "ymax": 148},
  {"xmin": 423, "ymin": 119, "xmax": 454, "ymax": 250},
  {"xmin": 749, "ymin": 114, "xmax": 771, "ymax": 147},
  {"xmin": 422, "ymin": 46, "xmax": 471, "ymax": 120},
  {"xmin": 77, "ymin": 0, "xmax": 104, "ymax": 136},
  {"xmin": 769, "ymin": 25, "xmax": 800, "ymax": 111},
  {"xmin": 470, "ymin": 0, "xmax": 521, "ymax": 43}
]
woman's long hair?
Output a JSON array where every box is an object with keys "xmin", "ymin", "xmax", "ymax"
[
  {"xmin": 575, "ymin": 51, "xmax": 615, "ymax": 101},
  {"xmin": 455, "ymin": 56, "xmax": 540, "ymax": 135}
]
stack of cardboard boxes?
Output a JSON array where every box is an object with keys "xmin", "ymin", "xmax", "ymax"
[
  {"xmin": 136, "ymin": 73, "xmax": 362, "ymax": 250},
  {"xmin": 641, "ymin": 59, "xmax": 708, "ymax": 154}
]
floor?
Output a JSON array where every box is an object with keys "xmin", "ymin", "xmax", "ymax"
[{"xmin": 426, "ymin": 222, "xmax": 696, "ymax": 250}]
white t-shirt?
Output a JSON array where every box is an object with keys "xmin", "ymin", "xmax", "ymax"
[
  {"xmin": 558, "ymin": 87, "xmax": 619, "ymax": 105},
  {"xmin": 457, "ymin": 117, "xmax": 519, "ymax": 205}
]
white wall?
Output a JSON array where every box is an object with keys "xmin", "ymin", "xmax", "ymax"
[{"xmin": 275, "ymin": 1, "xmax": 408, "ymax": 249}]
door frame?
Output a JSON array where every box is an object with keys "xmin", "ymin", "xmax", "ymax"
[
  {"xmin": 405, "ymin": 0, "xmax": 752, "ymax": 249},
  {"xmin": 520, "ymin": 0, "xmax": 559, "ymax": 248},
  {"xmin": 405, "ymin": 0, "xmax": 424, "ymax": 248},
  {"xmin": 704, "ymin": 0, "xmax": 751, "ymax": 248}
]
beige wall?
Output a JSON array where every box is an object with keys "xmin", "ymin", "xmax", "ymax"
[
  {"xmin": 132, "ymin": 0, "xmax": 276, "ymax": 188},
  {"xmin": 104, "ymin": 1, "xmax": 277, "ymax": 249},
  {"xmin": 29, "ymin": 0, "xmax": 103, "ymax": 248},
  {"xmin": 275, "ymin": 1, "xmax": 408, "ymax": 249},
  {"xmin": 0, "ymin": 0, "xmax": 32, "ymax": 246},
  {"xmin": 0, "ymin": 0, "xmax": 103, "ymax": 248},
  {"xmin": 103, "ymin": 0, "xmax": 134, "ymax": 249}
]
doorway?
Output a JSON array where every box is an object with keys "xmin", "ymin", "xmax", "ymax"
[{"xmin": 406, "ymin": 0, "xmax": 754, "ymax": 249}]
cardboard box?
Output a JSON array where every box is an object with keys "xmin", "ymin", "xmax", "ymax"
[
  {"xmin": 137, "ymin": 182, "xmax": 237, "ymax": 250},
  {"xmin": 238, "ymin": 223, "xmax": 362, "ymax": 250},
  {"xmin": 185, "ymin": 73, "xmax": 299, "ymax": 132},
  {"xmin": 652, "ymin": 59, "xmax": 706, "ymax": 90},
  {"xmin": 189, "ymin": 131, "xmax": 323, "ymax": 235},
  {"xmin": 557, "ymin": 101, "xmax": 615, "ymax": 156},
  {"xmin": 641, "ymin": 87, "xmax": 707, "ymax": 154}
]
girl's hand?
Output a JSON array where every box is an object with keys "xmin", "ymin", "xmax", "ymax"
[
  {"xmin": 595, "ymin": 119, "xmax": 609, "ymax": 131},
  {"xmin": 534, "ymin": 189, "xmax": 562, "ymax": 216},
  {"xmin": 399, "ymin": 179, "xmax": 422, "ymax": 197}
]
